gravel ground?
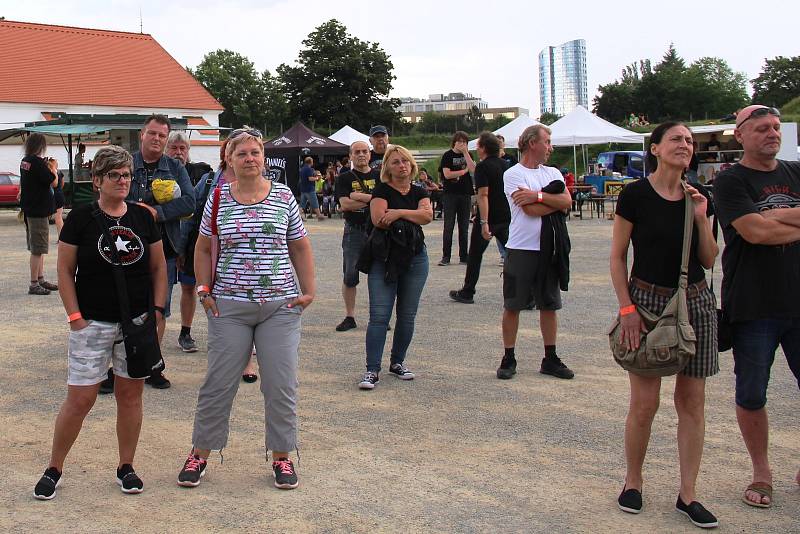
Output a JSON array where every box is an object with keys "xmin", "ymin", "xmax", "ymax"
[{"xmin": 0, "ymin": 208, "xmax": 797, "ymax": 533}]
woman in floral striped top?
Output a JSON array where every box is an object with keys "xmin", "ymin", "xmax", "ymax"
[{"xmin": 177, "ymin": 128, "xmax": 315, "ymax": 491}]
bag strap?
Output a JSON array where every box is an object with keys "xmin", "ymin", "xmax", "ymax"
[
  {"xmin": 210, "ymin": 185, "xmax": 221, "ymax": 236},
  {"xmin": 91, "ymin": 202, "xmax": 146, "ymax": 323},
  {"xmin": 678, "ymin": 183, "xmax": 694, "ymax": 290}
]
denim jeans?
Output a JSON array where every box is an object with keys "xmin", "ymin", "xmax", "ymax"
[
  {"xmin": 442, "ymin": 193, "xmax": 471, "ymax": 261},
  {"xmin": 365, "ymin": 247, "xmax": 429, "ymax": 372},
  {"xmin": 732, "ymin": 317, "xmax": 800, "ymax": 410},
  {"xmin": 341, "ymin": 223, "xmax": 368, "ymax": 287}
]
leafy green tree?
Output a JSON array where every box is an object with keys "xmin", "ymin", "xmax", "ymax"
[
  {"xmin": 685, "ymin": 57, "xmax": 749, "ymax": 119},
  {"xmin": 277, "ymin": 19, "xmax": 401, "ymax": 132},
  {"xmin": 538, "ymin": 112, "xmax": 561, "ymax": 125},
  {"xmin": 464, "ymin": 105, "xmax": 486, "ymax": 133},
  {"xmin": 593, "ymin": 82, "xmax": 636, "ymax": 124},
  {"xmin": 486, "ymin": 115, "xmax": 513, "ymax": 130},
  {"xmin": 191, "ymin": 50, "xmax": 286, "ymax": 131},
  {"xmin": 752, "ymin": 56, "xmax": 800, "ymax": 108}
]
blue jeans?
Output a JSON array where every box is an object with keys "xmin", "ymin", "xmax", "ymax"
[
  {"xmin": 299, "ymin": 191, "xmax": 319, "ymax": 211},
  {"xmin": 733, "ymin": 318, "xmax": 800, "ymax": 410},
  {"xmin": 365, "ymin": 248, "xmax": 429, "ymax": 372}
]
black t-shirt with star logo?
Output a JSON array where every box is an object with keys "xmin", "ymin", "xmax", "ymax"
[{"xmin": 59, "ymin": 202, "xmax": 161, "ymax": 322}]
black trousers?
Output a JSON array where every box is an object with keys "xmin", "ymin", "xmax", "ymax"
[
  {"xmin": 461, "ymin": 219, "xmax": 509, "ymax": 297},
  {"xmin": 442, "ymin": 193, "xmax": 471, "ymax": 261}
]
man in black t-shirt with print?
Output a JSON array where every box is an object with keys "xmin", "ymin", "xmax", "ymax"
[
  {"xmin": 438, "ymin": 131, "xmax": 476, "ymax": 265},
  {"xmin": 450, "ymin": 132, "xmax": 510, "ymax": 303},
  {"xmin": 334, "ymin": 140, "xmax": 379, "ymax": 331},
  {"xmin": 713, "ymin": 104, "xmax": 800, "ymax": 508},
  {"xmin": 368, "ymin": 125, "xmax": 389, "ymax": 172}
]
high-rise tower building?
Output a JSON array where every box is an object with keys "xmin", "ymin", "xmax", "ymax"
[{"xmin": 538, "ymin": 39, "xmax": 588, "ymax": 117}]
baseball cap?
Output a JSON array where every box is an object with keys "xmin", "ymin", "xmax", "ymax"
[
  {"xmin": 369, "ymin": 125, "xmax": 388, "ymax": 136},
  {"xmin": 736, "ymin": 105, "xmax": 780, "ymax": 128}
]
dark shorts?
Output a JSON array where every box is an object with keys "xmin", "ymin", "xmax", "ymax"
[
  {"xmin": 502, "ymin": 248, "xmax": 561, "ymax": 311},
  {"xmin": 732, "ymin": 317, "xmax": 800, "ymax": 410},
  {"xmin": 26, "ymin": 216, "xmax": 50, "ymax": 255},
  {"xmin": 164, "ymin": 256, "xmax": 178, "ymax": 318},
  {"xmin": 178, "ymin": 270, "xmax": 196, "ymax": 286},
  {"xmin": 629, "ymin": 281, "xmax": 719, "ymax": 379},
  {"xmin": 342, "ymin": 223, "xmax": 368, "ymax": 287}
]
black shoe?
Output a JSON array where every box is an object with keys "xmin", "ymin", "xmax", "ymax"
[
  {"xmin": 33, "ymin": 467, "xmax": 62, "ymax": 500},
  {"xmin": 177, "ymin": 453, "xmax": 207, "ymax": 487},
  {"xmin": 177, "ymin": 333, "xmax": 198, "ymax": 353},
  {"xmin": 389, "ymin": 362, "xmax": 415, "ymax": 380},
  {"xmin": 99, "ymin": 369, "xmax": 115, "ymax": 394},
  {"xmin": 116, "ymin": 464, "xmax": 143, "ymax": 494},
  {"xmin": 496, "ymin": 355, "xmax": 517, "ymax": 379},
  {"xmin": 145, "ymin": 372, "xmax": 171, "ymax": 389},
  {"xmin": 438, "ymin": 258, "xmax": 450, "ymax": 266},
  {"xmin": 618, "ymin": 487, "xmax": 642, "ymax": 514},
  {"xmin": 449, "ymin": 290, "xmax": 474, "ymax": 304},
  {"xmin": 242, "ymin": 373, "xmax": 258, "ymax": 383},
  {"xmin": 459, "ymin": 258, "xmax": 468, "ymax": 264},
  {"xmin": 336, "ymin": 316, "xmax": 357, "ymax": 331},
  {"xmin": 676, "ymin": 496, "xmax": 719, "ymax": 528},
  {"xmin": 272, "ymin": 458, "xmax": 299, "ymax": 489},
  {"xmin": 540, "ymin": 356, "xmax": 574, "ymax": 379}
]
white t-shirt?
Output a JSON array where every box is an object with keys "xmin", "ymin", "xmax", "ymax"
[{"xmin": 504, "ymin": 163, "xmax": 564, "ymax": 251}]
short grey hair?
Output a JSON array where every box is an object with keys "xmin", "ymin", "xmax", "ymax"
[
  {"xmin": 518, "ymin": 125, "xmax": 551, "ymax": 153},
  {"xmin": 167, "ymin": 131, "xmax": 190, "ymax": 146},
  {"xmin": 92, "ymin": 145, "xmax": 133, "ymax": 179}
]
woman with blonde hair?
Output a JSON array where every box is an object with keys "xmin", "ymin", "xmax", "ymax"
[
  {"xmin": 177, "ymin": 128, "xmax": 315, "ymax": 490},
  {"xmin": 358, "ymin": 145, "xmax": 433, "ymax": 389}
]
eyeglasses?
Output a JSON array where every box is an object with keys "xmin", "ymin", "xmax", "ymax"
[
  {"xmin": 737, "ymin": 107, "xmax": 780, "ymax": 128},
  {"xmin": 104, "ymin": 171, "xmax": 132, "ymax": 182},
  {"xmin": 228, "ymin": 127, "xmax": 263, "ymax": 140}
]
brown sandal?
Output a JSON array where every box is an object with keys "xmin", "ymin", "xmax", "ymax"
[{"xmin": 743, "ymin": 482, "xmax": 773, "ymax": 508}]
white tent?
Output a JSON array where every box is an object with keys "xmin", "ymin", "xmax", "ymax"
[
  {"xmin": 329, "ymin": 125, "xmax": 371, "ymax": 149},
  {"xmin": 468, "ymin": 115, "xmax": 541, "ymax": 150},
  {"xmin": 549, "ymin": 106, "xmax": 644, "ymax": 146}
]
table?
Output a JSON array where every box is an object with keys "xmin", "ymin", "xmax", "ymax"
[{"xmin": 571, "ymin": 185, "xmax": 605, "ymax": 219}]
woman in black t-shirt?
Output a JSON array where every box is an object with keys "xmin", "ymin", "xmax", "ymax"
[
  {"xmin": 609, "ymin": 122, "xmax": 720, "ymax": 526},
  {"xmin": 359, "ymin": 145, "xmax": 433, "ymax": 390},
  {"xmin": 33, "ymin": 146, "xmax": 167, "ymax": 500}
]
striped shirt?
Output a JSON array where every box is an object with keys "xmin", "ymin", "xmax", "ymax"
[{"xmin": 199, "ymin": 182, "xmax": 307, "ymax": 302}]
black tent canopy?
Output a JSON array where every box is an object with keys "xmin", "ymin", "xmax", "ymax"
[{"xmin": 263, "ymin": 122, "xmax": 348, "ymax": 194}]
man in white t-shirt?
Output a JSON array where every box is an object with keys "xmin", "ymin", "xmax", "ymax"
[{"xmin": 498, "ymin": 125, "xmax": 575, "ymax": 380}]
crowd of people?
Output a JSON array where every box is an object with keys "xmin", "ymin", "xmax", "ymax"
[{"xmin": 18, "ymin": 108, "xmax": 799, "ymax": 529}]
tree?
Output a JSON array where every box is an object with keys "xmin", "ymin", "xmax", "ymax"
[
  {"xmin": 538, "ymin": 112, "xmax": 561, "ymax": 125},
  {"xmin": 191, "ymin": 50, "xmax": 286, "ymax": 131},
  {"xmin": 685, "ymin": 57, "xmax": 749, "ymax": 119},
  {"xmin": 751, "ymin": 56, "xmax": 800, "ymax": 108},
  {"xmin": 277, "ymin": 19, "xmax": 401, "ymax": 132},
  {"xmin": 593, "ymin": 82, "xmax": 636, "ymax": 124},
  {"xmin": 464, "ymin": 105, "xmax": 486, "ymax": 133}
]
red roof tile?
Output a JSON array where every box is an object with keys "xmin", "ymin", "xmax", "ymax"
[{"xmin": 0, "ymin": 20, "xmax": 223, "ymax": 111}]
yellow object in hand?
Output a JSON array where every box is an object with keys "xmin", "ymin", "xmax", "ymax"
[{"xmin": 151, "ymin": 179, "xmax": 180, "ymax": 204}]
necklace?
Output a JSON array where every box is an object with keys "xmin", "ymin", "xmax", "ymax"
[
  {"xmin": 235, "ymin": 181, "xmax": 266, "ymax": 204},
  {"xmin": 99, "ymin": 203, "xmax": 126, "ymax": 225},
  {"xmin": 394, "ymin": 182, "xmax": 411, "ymax": 195}
]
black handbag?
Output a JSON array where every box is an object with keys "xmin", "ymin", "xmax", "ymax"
[
  {"xmin": 711, "ymin": 213, "xmax": 732, "ymax": 352},
  {"xmin": 92, "ymin": 204, "xmax": 164, "ymax": 378}
]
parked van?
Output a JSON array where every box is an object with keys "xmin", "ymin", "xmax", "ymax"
[{"xmin": 596, "ymin": 151, "xmax": 645, "ymax": 178}]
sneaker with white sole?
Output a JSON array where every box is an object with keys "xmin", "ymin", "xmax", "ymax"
[
  {"xmin": 389, "ymin": 363, "xmax": 415, "ymax": 380},
  {"xmin": 272, "ymin": 458, "xmax": 299, "ymax": 489},
  {"xmin": 178, "ymin": 333, "xmax": 198, "ymax": 353},
  {"xmin": 116, "ymin": 464, "xmax": 143, "ymax": 494},
  {"xmin": 359, "ymin": 371, "xmax": 379, "ymax": 389},
  {"xmin": 177, "ymin": 453, "xmax": 207, "ymax": 487},
  {"xmin": 33, "ymin": 467, "xmax": 62, "ymax": 500}
]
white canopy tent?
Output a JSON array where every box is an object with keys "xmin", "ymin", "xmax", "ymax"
[
  {"xmin": 329, "ymin": 125, "xmax": 372, "ymax": 149},
  {"xmin": 548, "ymin": 106, "xmax": 645, "ymax": 176},
  {"xmin": 468, "ymin": 115, "xmax": 540, "ymax": 150}
]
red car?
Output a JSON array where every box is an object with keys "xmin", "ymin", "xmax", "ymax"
[{"xmin": 0, "ymin": 172, "xmax": 21, "ymax": 206}]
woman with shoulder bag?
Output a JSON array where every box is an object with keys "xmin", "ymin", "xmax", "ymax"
[
  {"xmin": 177, "ymin": 128, "xmax": 315, "ymax": 490},
  {"xmin": 609, "ymin": 122, "xmax": 720, "ymax": 528},
  {"xmin": 33, "ymin": 146, "xmax": 167, "ymax": 500}
]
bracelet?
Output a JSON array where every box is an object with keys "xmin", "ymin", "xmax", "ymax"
[
  {"xmin": 196, "ymin": 285, "xmax": 211, "ymax": 295},
  {"xmin": 619, "ymin": 305, "xmax": 636, "ymax": 316},
  {"xmin": 537, "ymin": 192, "xmax": 544, "ymax": 203},
  {"xmin": 154, "ymin": 306, "xmax": 165, "ymax": 315},
  {"xmin": 67, "ymin": 312, "xmax": 82, "ymax": 322}
]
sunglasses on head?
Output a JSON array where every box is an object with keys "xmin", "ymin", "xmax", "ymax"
[
  {"xmin": 229, "ymin": 127, "xmax": 263, "ymax": 140},
  {"xmin": 737, "ymin": 107, "xmax": 780, "ymax": 127}
]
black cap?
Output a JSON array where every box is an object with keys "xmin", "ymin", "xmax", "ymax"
[{"xmin": 369, "ymin": 125, "xmax": 388, "ymax": 136}]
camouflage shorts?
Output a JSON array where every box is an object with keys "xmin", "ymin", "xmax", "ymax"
[{"xmin": 67, "ymin": 320, "xmax": 140, "ymax": 385}]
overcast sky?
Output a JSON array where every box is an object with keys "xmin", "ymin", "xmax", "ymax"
[{"xmin": 4, "ymin": 1, "xmax": 799, "ymax": 116}]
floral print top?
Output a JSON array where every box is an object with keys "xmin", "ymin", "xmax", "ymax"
[{"xmin": 199, "ymin": 182, "xmax": 307, "ymax": 302}]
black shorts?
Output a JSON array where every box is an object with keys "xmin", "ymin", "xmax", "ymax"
[{"xmin": 502, "ymin": 248, "xmax": 562, "ymax": 311}]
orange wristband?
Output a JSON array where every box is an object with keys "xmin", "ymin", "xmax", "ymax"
[
  {"xmin": 619, "ymin": 305, "xmax": 636, "ymax": 316},
  {"xmin": 67, "ymin": 312, "xmax": 82, "ymax": 322}
]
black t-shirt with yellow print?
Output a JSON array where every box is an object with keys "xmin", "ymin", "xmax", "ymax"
[{"xmin": 334, "ymin": 168, "xmax": 379, "ymax": 225}]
